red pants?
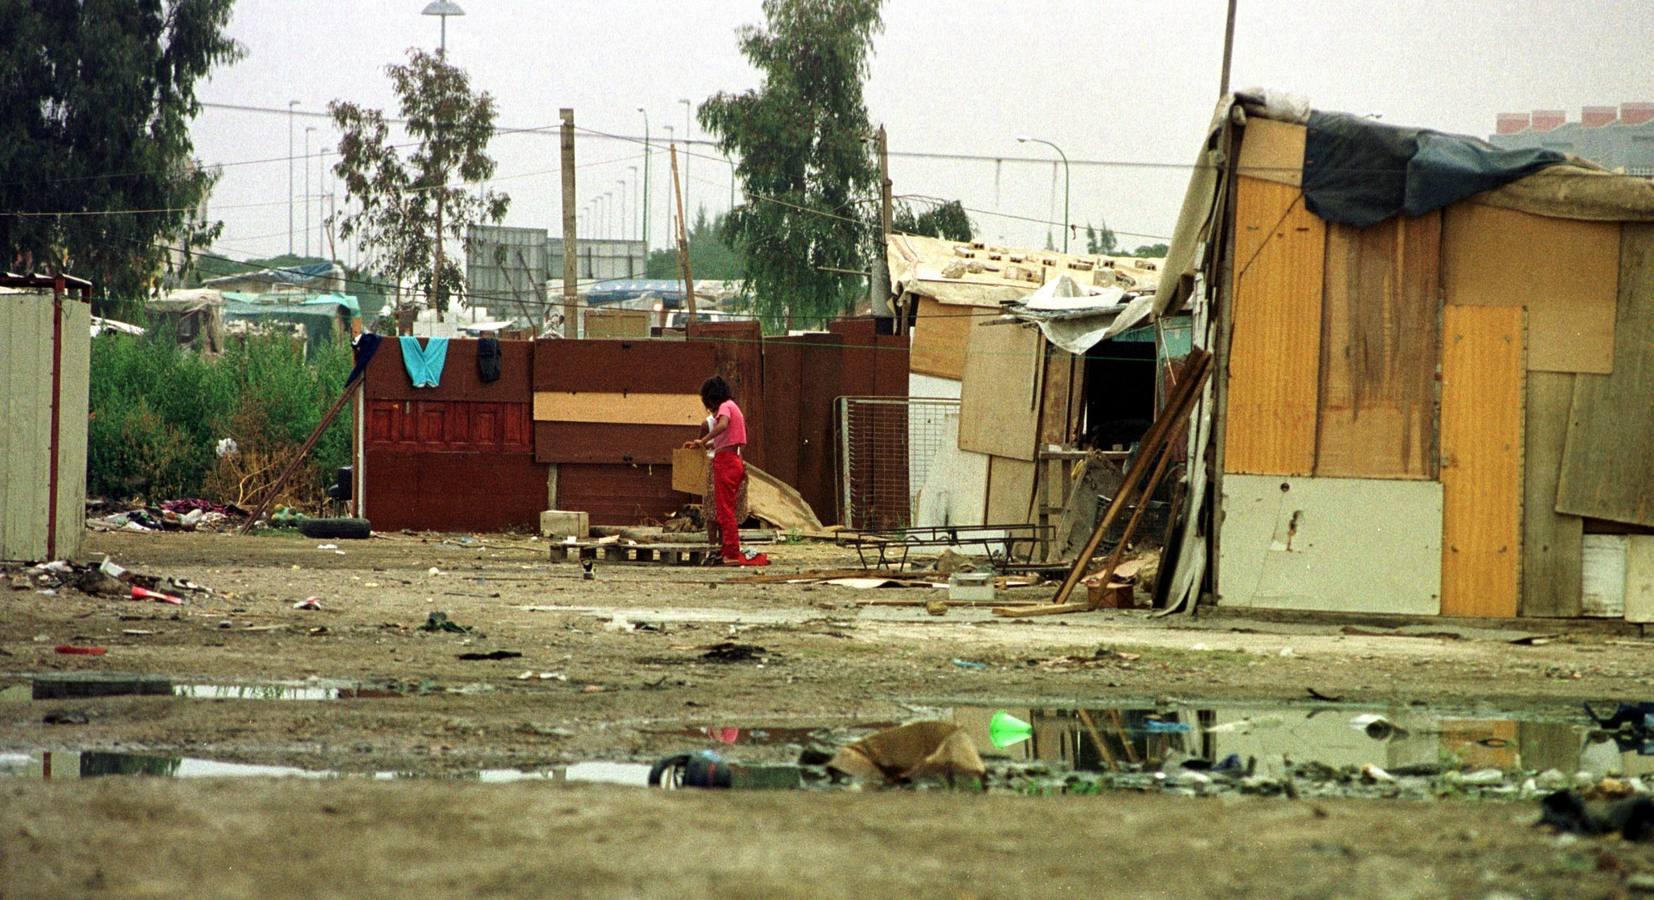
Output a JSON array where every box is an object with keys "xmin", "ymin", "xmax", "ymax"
[{"xmin": 712, "ymin": 450, "xmax": 745, "ymax": 561}]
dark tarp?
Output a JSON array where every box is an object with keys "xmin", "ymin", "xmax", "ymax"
[{"xmin": 1302, "ymin": 111, "xmax": 1566, "ymax": 227}]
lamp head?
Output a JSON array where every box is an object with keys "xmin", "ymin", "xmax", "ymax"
[{"xmin": 422, "ymin": 1, "xmax": 465, "ymax": 16}]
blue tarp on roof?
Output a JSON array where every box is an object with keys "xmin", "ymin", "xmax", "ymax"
[{"xmin": 584, "ymin": 278, "xmax": 688, "ymax": 306}]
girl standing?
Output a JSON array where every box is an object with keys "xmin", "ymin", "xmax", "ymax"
[{"xmin": 685, "ymin": 376, "xmax": 769, "ymax": 567}]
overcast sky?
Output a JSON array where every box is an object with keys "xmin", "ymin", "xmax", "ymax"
[{"xmin": 192, "ymin": 0, "xmax": 1654, "ymax": 264}]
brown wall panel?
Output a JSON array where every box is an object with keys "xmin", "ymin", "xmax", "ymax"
[
  {"xmin": 532, "ymin": 339, "xmax": 715, "ymax": 393},
  {"xmin": 365, "ymin": 338, "xmax": 533, "ymax": 402},
  {"xmin": 364, "ymin": 450, "xmax": 547, "ymax": 532},
  {"xmin": 760, "ymin": 338, "xmax": 804, "ymax": 491},
  {"xmin": 796, "ymin": 332, "xmax": 847, "ymax": 524},
  {"xmin": 693, "ymin": 321, "xmax": 766, "ymax": 468},
  {"xmin": 533, "ymin": 422, "xmax": 698, "ymax": 465},
  {"xmin": 556, "ymin": 463, "xmax": 682, "ymax": 526},
  {"xmin": 364, "ymin": 400, "xmax": 532, "ymax": 452}
]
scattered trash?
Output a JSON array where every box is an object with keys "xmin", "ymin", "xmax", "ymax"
[
  {"xmin": 215, "ymin": 437, "xmax": 239, "ymax": 458},
  {"xmin": 581, "ymin": 560, "xmax": 595, "ymax": 580},
  {"xmin": 1539, "ymin": 790, "xmax": 1654, "ymax": 841},
  {"xmin": 298, "ymin": 517, "xmax": 372, "ymax": 540},
  {"xmin": 1278, "ymin": 647, "xmax": 1295, "ymax": 657},
  {"xmin": 950, "ymin": 658, "xmax": 988, "ymax": 670},
  {"xmin": 293, "ymin": 597, "xmax": 323, "ymax": 610},
  {"xmin": 130, "ymin": 585, "xmax": 183, "ymax": 606},
  {"xmin": 1350, "ymin": 714, "xmax": 1407, "ymax": 740},
  {"xmin": 1307, "ymin": 688, "xmax": 1343, "ymax": 702},
  {"xmin": 581, "ymin": 684, "xmax": 604, "ymax": 694},
  {"xmin": 827, "ymin": 721, "xmax": 987, "ymax": 785},
  {"xmin": 54, "ymin": 645, "xmax": 107, "ymax": 656},
  {"xmin": 989, "ymin": 710, "xmax": 1033, "ymax": 748},
  {"xmin": 1143, "ymin": 719, "xmax": 1192, "ymax": 733},
  {"xmin": 316, "ymin": 544, "xmax": 338, "ymax": 551},
  {"xmin": 457, "ymin": 650, "xmax": 523, "ymax": 661},
  {"xmin": 418, "ymin": 611, "xmax": 470, "ymax": 634},
  {"xmin": 428, "ymin": 567, "xmax": 444, "ymax": 577},
  {"xmin": 515, "ymin": 671, "xmax": 567, "ymax": 681},
  {"xmin": 925, "ymin": 598, "xmax": 948, "ymax": 616},
  {"xmin": 1361, "ymin": 763, "xmax": 1397, "ymax": 783},
  {"xmin": 702, "ymin": 642, "xmax": 767, "ymax": 663},
  {"xmin": 42, "ymin": 710, "xmax": 90, "ymax": 726}
]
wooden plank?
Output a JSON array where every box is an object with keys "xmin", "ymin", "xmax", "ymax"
[
  {"xmin": 1237, "ymin": 119, "xmax": 1305, "ymax": 187},
  {"xmin": 1521, "ymin": 372, "xmax": 1583, "ymax": 617},
  {"xmin": 1224, "ymin": 179, "xmax": 1325, "ymax": 476},
  {"xmin": 1217, "ymin": 475, "xmax": 1443, "ymax": 615},
  {"xmin": 1625, "ymin": 535, "xmax": 1654, "ymax": 624},
  {"xmin": 910, "ymin": 297, "xmax": 971, "ymax": 380},
  {"xmin": 582, "ymin": 308, "xmax": 651, "ymax": 339},
  {"xmin": 1440, "ymin": 305, "xmax": 1524, "ymax": 618},
  {"xmin": 53, "ymin": 299, "xmax": 90, "ymax": 560},
  {"xmin": 534, "ymin": 422, "xmax": 697, "ymax": 465},
  {"xmin": 1581, "ymin": 534, "xmax": 1628, "ymax": 618},
  {"xmin": 1233, "ymin": 177, "xmax": 1304, "ymax": 275},
  {"xmin": 958, "ymin": 322, "xmax": 1043, "ymax": 461},
  {"xmin": 985, "ymin": 456, "xmax": 1037, "ymax": 525},
  {"xmin": 1442, "ymin": 203, "xmax": 1618, "ymax": 374},
  {"xmin": 1314, "ymin": 213, "xmax": 1439, "ymax": 480},
  {"xmin": 533, "ymin": 391, "xmax": 703, "ymax": 426},
  {"xmin": 1557, "ymin": 223, "xmax": 1654, "ymax": 527},
  {"xmin": 672, "ymin": 446, "xmax": 711, "ymax": 494},
  {"xmin": 1038, "ymin": 348, "xmax": 1078, "ymax": 446}
]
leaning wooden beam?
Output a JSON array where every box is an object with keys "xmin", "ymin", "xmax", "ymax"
[
  {"xmin": 1082, "ymin": 441, "xmax": 1178, "ymax": 609},
  {"xmin": 995, "ymin": 351, "xmax": 1213, "ymax": 618},
  {"xmin": 238, "ymin": 377, "xmax": 364, "ymax": 535}
]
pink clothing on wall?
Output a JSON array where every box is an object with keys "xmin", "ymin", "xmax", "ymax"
[{"xmin": 712, "ymin": 399, "xmax": 747, "ymax": 451}]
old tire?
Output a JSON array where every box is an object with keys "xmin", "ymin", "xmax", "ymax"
[{"xmin": 297, "ymin": 517, "xmax": 372, "ymax": 540}]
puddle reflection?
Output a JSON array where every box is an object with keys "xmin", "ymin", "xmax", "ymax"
[{"xmin": 0, "ymin": 751, "xmax": 654, "ymax": 785}]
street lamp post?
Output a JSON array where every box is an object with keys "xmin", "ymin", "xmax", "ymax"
[
  {"xmin": 628, "ymin": 167, "xmax": 639, "ymax": 241},
  {"xmin": 1018, "ymin": 135, "xmax": 1070, "ymax": 253},
  {"xmin": 637, "ymin": 108, "xmax": 650, "ymax": 251},
  {"xmin": 663, "ymin": 125, "xmax": 675, "ymax": 241},
  {"xmin": 616, "ymin": 178, "xmax": 628, "ymax": 244},
  {"xmin": 422, "ymin": 1, "xmax": 465, "ymax": 56},
  {"xmin": 304, "ymin": 126, "xmax": 316, "ymax": 257},
  {"xmin": 288, "ymin": 100, "xmax": 298, "ymax": 256},
  {"xmin": 678, "ymin": 99, "xmax": 692, "ymax": 231}
]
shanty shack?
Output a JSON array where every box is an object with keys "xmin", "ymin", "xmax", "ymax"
[
  {"xmin": 878, "ymin": 234, "xmax": 1172, "ymax": 554},
  {"xmin": 1152, "ymin": 92, "xmax": 1654, "ymax": 621}
]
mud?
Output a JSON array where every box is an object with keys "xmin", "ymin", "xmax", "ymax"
[{"xmin": 5, "ymin": 529, "xmax": 1654, "ymax": 896}]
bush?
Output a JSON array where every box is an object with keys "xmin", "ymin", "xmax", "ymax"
[{"xmin": 88, "ymin": 331, "xmax": 352, "ymax": 509}]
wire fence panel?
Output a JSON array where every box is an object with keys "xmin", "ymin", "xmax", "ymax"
[{"xmin": 839, "ymin": 397, "xmax": 961, "ymax": 531}]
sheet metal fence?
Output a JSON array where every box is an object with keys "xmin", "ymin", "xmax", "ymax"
[{"xmin": 838, "ymin": 396, "xmax": 961, "ymax": 531}]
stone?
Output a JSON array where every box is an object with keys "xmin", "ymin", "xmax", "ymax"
[{"xmin": 539, "ymin": 510, "xmax": 590, "ymax": 540}]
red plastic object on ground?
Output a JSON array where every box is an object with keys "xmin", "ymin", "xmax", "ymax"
[
  {"xmin": 54, "ymin": 645, "xmax": 107, "ymax": 656},
  {"xmin": 130, "ymin": 585, "xmax": 183, "ymax": 605}
]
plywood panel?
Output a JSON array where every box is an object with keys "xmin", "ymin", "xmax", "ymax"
[
  {"xmin": 1625, "ymin": 535, "xmax": 1654, "ymax": 624},
  {"xmin": 533, "ymin": 391, "xmax": 703, "ymax": 426},
  {"xmin": 1521, "ymin": 372, "xmax": 1583, "ymax": 617},
  {"xmin": 1442, "ymin": 203, "xmax": 1618, "ymax": 374},
  {"xmin": 582, "ymin": 308, "xmax": 651, "ymax": 339},
  {"xmin": 1233, "ymin": 177, "xmax": 1305, "ymax": 274},
  {"xmin": 1557, "ymin": 223, "xmax": 1654, "ymax": 527},
  {"xmin": 1237, "ymin": 118, "xmax": 1305, "ymax": 187},
  {"xmin": 1315, "ymin": 213, "xmax": 1439, "ymax": 479},
  {"xmin": 0, "ymin": 294, "xmax": 54, "ymax": 561},
  {"xmin": 1440, "ymin": 305, "xmax": 1524, "ymax": 618},
  {"xmin": 1224, "ymin": 180, "xmax": 1325, "ymax": 476},
  {"xmin": 958, "ymin": 322, "xmax": 1042, "ymax": 461},
  {"xmin": 1217, "ymin": 475, "xmax": 1443, "ymax": 615},
  {"xmin": 985, "ymin": 456, "xmax": 1037, "ymax": 525},
  {"xmin": 910, "ymin": 297, "xmax": 971, "ymax": 380},
  {"xmin": 54, "ymin": 299, "xmax": 91, "ymax": 560}
]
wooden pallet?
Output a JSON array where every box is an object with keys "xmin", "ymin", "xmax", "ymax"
[{"xmin": 549, "ymin": 542, "xmax": 712, "ymax": 566}]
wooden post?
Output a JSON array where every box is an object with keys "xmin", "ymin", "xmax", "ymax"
[
  {"xmin": 872, "ymin": 125, "xmax": 893, "ymax": 321},
  {"xmin": 670, "ymin": 144, "xmax": 697, "ymax": 331},
  {"xmin": 560, "ymin": 109, "xmax": 578, "ymax": 338}
]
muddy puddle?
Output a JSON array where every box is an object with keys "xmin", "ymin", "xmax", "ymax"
[
  {"xmin": 1, "ymin": 677, "xmax": 401, "ymax": 702},
  {"xmin": 0, "ymin": 751, "xmax": 658, "ymax": 786}
]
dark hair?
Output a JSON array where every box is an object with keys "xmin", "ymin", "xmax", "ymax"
[{"xmin": 699, "ymin": 375, "xmax": 733, "ymax": 411}]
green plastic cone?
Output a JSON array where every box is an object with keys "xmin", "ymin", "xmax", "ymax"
[{"xmin": 989, "ymin": 710, "xmax": 1033, "ymax": 749}]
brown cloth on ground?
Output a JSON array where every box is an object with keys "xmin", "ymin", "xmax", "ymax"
[{"xmin": 826, "ymin": 721, "xmax": 986, "ymax": 783}]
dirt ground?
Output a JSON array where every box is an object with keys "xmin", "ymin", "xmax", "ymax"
[{"xmin": 4, "ymin": 529, "xmax": 1654, "ymax": 897}]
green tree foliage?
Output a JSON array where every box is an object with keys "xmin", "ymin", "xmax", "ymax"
[
  {"xmin": 88, "ymin": 331, "xmax": 349, "ymax": 502},
  {"xmin": 892, "ymin": 199, "xmax": 973, "ymax": 241},
  {"xmin": 1129, "ymin": 242, "xmax": 1170, "ymax": 258},
  {"xmin": 330, "ymin": 50, "xmax": 508, "ymax": 316},
  {"xmin": 698, "ymin": 0, "xmax": 883, "ymax": 328},
  {"xmin": 1084, "ymin": 219, "xmax": 1119, "ymax": 255},
  {"xmin": 646, "ymin": 208, "xmax": 744, "ymax": 280},
  {"xmin": 0, "ymin": 1, "xmax": 241, "ymax": 306}
]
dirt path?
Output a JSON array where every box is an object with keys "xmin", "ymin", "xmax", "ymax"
[{"xmin": 3, "ymin": 530, "xmax": 1653, "ymax": 895}]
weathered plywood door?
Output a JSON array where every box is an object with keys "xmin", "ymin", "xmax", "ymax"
[
  {"xmin": 1521, "ymin": 372, "xmax": 1583, "ymax": 617},
  {"xmin": 1315, "ymin": 213, "xmax": 1440, "ymax": 479},
  {"xmin": 1224, "ymin": 177, "xmax": 1325, "ymax": 476},
  {"xmin": 0, "ymin": 294, "xmax": 56, "ymax": 562},
  {"xmin": 958, "ymin": 322, "xmax": 1043, "ymax": 461},
  {"xmin": 1440, "ymin": 305, "xmax": 1525, "ymax": 618}
]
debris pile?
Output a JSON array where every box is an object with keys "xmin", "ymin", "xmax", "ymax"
[{"xmin": 85, "ymin": 498, "xmax": 247, "ymax": 533}]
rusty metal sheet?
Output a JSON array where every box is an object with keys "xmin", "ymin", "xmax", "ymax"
[
  {"xmin": 532, "ymin": 339, "xmax": 715, "ymax": 393},
  {"xmin": 363, "ymin": 450, "xmax": 547, "ymax": 532},
  {"xmin": 760, "ymin": 338, "xmax": 804, "ymax": 490},
  {"xmin": 365, "ymin": 338, "xmax": 533, "ymax": 402},
  {"xmin": 555, "ymin": 463, "xmax": 681, "ymax": 526},
  {"xmin": 693, "ymin": 321, "xmax": 765, "ymax": 468},
  {"xmin": 533, "ymin": 422, "xmax": 697, "ymax": 465}
]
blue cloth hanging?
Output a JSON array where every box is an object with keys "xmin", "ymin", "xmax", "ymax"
[{"xmin": 398, "ymin": 336, "xmax": 450, "ymax": 388}]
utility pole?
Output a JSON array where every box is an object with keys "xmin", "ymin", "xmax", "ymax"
[
  {"xmin": 560, "ymin": 109, "xmax": 578, "ymax": 338},
  {"xmin": 871, "ymin": 125, "xmax": 893, "ymax": 321},
  {"xmin": 1219, "ymin": 0, "xmax": 1238, "ymax": 96},
  {"xmin": 670, "ymin": 144, "xmax": 696, "ymax": 332},
  {"xmin": 679, "ymin": 99, "xmax": 693, "ymax": 241},
  {"xmin": 304, "ymin": 126, "xmax": 315, "ymax": 257},
  {"xmin": 637, "ymin": 108, "xmax": 650, "ymax": 253},
  {"xmin": 433, "ymin": 163, "xmax": 445, "ymax": 321},
  {"xmin": 288, "ymin": 100, "xmax": 298, "ymax": 256}
]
